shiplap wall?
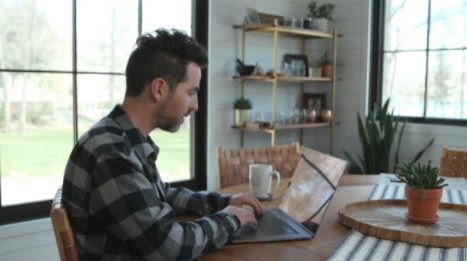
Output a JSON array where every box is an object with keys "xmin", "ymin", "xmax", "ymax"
[
  {"xmin": 0, "ymin": 218, "xmax": 59, "ymax": 260},
  {"xmin": 2, "ymin": 0, "xmax": 467, "ymax": 259}
]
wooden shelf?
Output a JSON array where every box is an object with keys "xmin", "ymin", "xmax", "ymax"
[
  {"xmin": 278, "ymin": 76, "xmax": 332, "ymax": 83},
  {"xmin": 233, "ymin": 75, "xmax": 332, "ymax": 83},
  {"xmin": 232, "ymin": 122, "xmax": 331, "ymax": 133},
  {"xmin": 233, "ymin": 24, "xmax": 334, "ymax": 39},
  {"xmin": 275, "ymin": 122, "xmax": 331, "ymax": 130}
]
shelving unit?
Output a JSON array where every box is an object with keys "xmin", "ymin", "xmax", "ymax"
[{"xmin": 233, "ymin": 20, "xmax": 338, "ymax": 151}]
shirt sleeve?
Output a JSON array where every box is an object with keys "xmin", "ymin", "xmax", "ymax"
[
  {"xmin": 163, "ymin": 182, "xmax": 232, "ymax": 215},
  {"xmin": 89, "ymin": 151, "xmax": 241, "ymax": 260}
]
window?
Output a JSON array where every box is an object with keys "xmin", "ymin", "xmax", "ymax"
[
  {"xmin": 370, "ymin": 0, "xmax": 467, "ymax": 123},
  {"xmin": 0, "ymin": 0, "xmax": 208, "ymax": 224}
]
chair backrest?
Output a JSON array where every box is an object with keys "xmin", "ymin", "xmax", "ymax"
[
  {"xmin": 217, "ymin": 142, "xmax": 301, "ymax": 187},
  {"xmin": 440, "ymin": 146, "xmax": 467, "ymax": 178},
  {"xmin": 51, "ymin": 187, "xmax": 79, "ymax": 261}
]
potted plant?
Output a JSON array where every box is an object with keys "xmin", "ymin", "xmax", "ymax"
[
  {"xmin": 233, "ymin": 97, "xmax": 252, "ymax": 126},
  {"xmin": 319, "ymin": 51, "xmax": 333, "ymax": 78},
  {"xmin": 343, "ymin": 99, "xmax": 434, "ymax": 174},
  {"xmin": 307, "ymin": 1, "xmax": 335, "ymax": 31},
  {"xmin": 391, "ymin": 161, "xmax": 448, "ymax": 224}
]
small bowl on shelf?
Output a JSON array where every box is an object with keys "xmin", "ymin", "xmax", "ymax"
[{"xmin": 236, "ymin": 65, "xmax": 256, "ymax": 76}]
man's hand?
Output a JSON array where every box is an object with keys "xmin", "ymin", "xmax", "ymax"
[
  {"xmin": 222, "ymin": 206, "xmax": 258, "ymax": 226},
  {"xmin": 228, "ymin": 193, "xmax": 264, "ymax": 217}
]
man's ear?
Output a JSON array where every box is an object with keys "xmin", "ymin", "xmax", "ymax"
[{"xmin": 150, "ymin": 77, "xmax": 167, "ymax": 101}]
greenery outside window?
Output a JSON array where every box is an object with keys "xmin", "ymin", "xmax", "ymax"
[
  {"xmin": 0, "ymin": 0, "xmax": 208, "ymax": 225},
  {"xmin": 371, "ymin": 0, "xmax": 467, "ymax": 123}
]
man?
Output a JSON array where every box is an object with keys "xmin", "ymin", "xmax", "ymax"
[{"xmin": 62, "ymin": 28, "xmax": 263, "ymax": 260}]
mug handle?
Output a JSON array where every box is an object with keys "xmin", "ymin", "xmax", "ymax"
[{"xmin": 270, "ymin": 171, "xmax": 281, "ymax": 194}]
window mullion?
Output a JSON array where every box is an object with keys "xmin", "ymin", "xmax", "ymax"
[
  {"xmin": 422, "ymin": 0, "xmax": 433, "ymax": 119},
  {"xmin": 72, "ymin": 0, "xmax": 78, "ymax": 143}
]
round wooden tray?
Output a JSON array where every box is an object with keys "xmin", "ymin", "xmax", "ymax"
[{"xmin": 338, "ymin": 199, "xmax": 467, "ymax": 247}]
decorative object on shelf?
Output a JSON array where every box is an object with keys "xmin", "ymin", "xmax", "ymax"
[
  {"xmin": 302, "ymin": 93, "xmax": 326, "ymax": 121},
  {"xmin": 307, "ymin": 1, "xmax": 335, "ymax": 31},
  {"xmin": 283, "ymin": 16, "xmax": 294, "ymax": 27},
  {"xmin": 306, "ymin": 109, "xmax": 317, "ymax": 123},
  {"xmin": 343, "ymin": 99, "xmax": 435, "ymax": 174},
  {"xmin": 321, "ymin": 109, "xmax": 332, "ymax": 123},
  {"xmin": 284, "ymin": 54, "xmax": 308, "ymax": 77},
  {"xmin": 255, "ymin": 62, "xmax": 264, "ymax": 76},
  {"xmin": 319, "ymin": 51, "xmax": 333, "ymax": 78},
  {"xmin": 258, "ymin": 12, "xmax": 284, "ymax": 25},
  {"xmin": 308, "ymin": 66, "xmax": 322, "ymax": 78},
  {"xmin": 303, "ymin": 17, "xmax": 313, "ymax": 29},
  {"xmin": 284, "ymin": 17, "xmax": 304, "ymax": 28},
  {"xmin": 293, "ymin": 17, "xmax": 303, "ymax": 28},
  {"xmin": 233, "ymin": 97, "xmax": 252, "ymax": 126},
  {"xmin": 391, "ymin": 161, "xmax": 448, "ymax": 224},
  {"xmin": 236, "ymin": 59, "xmax": 256, "ymax": 76},
  {"xmin": 244, "ymin": 7, "xmax": 261, "ymax": 25}
]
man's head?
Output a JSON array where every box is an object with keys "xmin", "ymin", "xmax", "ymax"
[
  {"xmin": 124, "ymin": 29, "xmax": 208, "ymax": 133},
  {"xmin": 125, "ymin": 28, "xmax": 208, "ymax": 96}
]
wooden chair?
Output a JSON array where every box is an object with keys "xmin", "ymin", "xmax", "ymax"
[
  {"xmin": 217, "ymin": 142, "xmax": 301, "ymax": 187},
  {"xmin": 440, "ymin": 146, "xmax": 467, "ymax": 178},
  {"xmin": 51, "ymin": 187, "xmax": 79, "ymax": 261}
]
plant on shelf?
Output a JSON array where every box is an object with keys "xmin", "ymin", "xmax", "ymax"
[
  {"xmin": 319, "ymin": 51, "xmax": 333, "ymax": 78},
  {"xmin": 391, "ymin": 161, "xmax": 447, "ymax": 224},
  {"xmin": 233, "ymin": 97, "xmax": 252, "ymax": 127},
  {"xmin": 307, "ymin": 1, "xmax": 335, "ymax": 31},
  {"xmin": 343, "ymin": 99, "xmax": 434, "ymax": 175}
]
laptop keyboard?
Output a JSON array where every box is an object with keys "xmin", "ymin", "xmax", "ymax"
[{"xmin": 258, "ymin": 209, "xmax": 298, "ymax": 235}]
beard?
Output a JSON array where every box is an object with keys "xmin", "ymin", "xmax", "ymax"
[
  {"xmin": 156, "ymin": 102, "xmax": 187, "ymax": 133},
  {"xmin": 164, "ymin": 117, "xmax": 184, "ymax": 133}
]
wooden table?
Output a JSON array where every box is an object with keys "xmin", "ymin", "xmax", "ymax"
[{"xmin": 199, "ymin": 175, "xmax": 379, "ymax": 261}]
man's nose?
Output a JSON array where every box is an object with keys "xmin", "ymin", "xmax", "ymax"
[{"xmin": 190, "ymin": 96, "xmax": 198, "ymax": 112}]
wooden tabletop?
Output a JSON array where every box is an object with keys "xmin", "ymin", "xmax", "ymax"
[{"xmin": 199, "ymin": 174, "xmax": 379, "ymax": 261}]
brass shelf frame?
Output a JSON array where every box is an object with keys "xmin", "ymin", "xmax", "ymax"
[{"xmin": 233, "ymin": 20, "xmax": 338, "ymax": 152}]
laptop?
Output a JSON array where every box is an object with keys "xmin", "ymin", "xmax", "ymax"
[
  {"xmin": 230, "ymin": 208, "xmax": 313, "ymax": 243},
  {"xmin": 230, "ymin": 147, "xmax": 347, "ymax": 244}
]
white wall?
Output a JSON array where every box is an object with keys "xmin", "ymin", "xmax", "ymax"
[{"xmin": 0, "ymin": 218, "xmax": 59, "ymax": 260}]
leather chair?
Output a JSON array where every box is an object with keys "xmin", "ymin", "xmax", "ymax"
[
  {"xmin": 440, "ymin": 146, "xmax": 467, "ymax": 178},
  {"xmin": 51, "ymin": 187, "xmax": 79, "ymax": 261},
  {"xmin": 217, "ymin": 142, "xmax": 301, "ymax": 187}
]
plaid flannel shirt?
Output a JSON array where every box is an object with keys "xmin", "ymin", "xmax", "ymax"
[{"xmin": 62, "ymin": 105, "xmax": 240, "ymax": 261}]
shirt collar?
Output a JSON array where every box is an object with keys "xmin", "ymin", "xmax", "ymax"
[{"xmin": 108, "ymin": 105, "xmax": 158, "ymax": 161}]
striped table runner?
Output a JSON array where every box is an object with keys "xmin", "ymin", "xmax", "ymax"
[{"xmin": 329, "ymin": 184, "xmax": 467, "ymax": 261}]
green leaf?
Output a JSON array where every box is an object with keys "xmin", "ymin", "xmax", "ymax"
[{"xmin": 343, "ymin": 98, "xmax": 435, "ymax": 175}]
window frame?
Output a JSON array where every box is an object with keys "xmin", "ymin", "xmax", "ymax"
[
  {"xmin": 369, "ymin": 0, "xmax": 467, "ymax": 126},
  {"xmin": 0, "ymin": 0, "xmax": 209, "ymax": 225}
]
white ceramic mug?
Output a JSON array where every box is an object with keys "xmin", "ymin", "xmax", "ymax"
[{"xmin": 249, "ymin": 164, "xmax": 281, "ymax": 199}]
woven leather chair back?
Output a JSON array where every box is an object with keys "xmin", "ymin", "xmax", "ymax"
[
  {"xmin": 440, "ymin": 146, "xmax": 467, "ymax": 178},
  {"xmin": 217, "ymin": 143, "xmax": 301, "ymax": 187},
  {"xmin": 51, "ymin": 187, "xmax": 79, "ymax": 261}
]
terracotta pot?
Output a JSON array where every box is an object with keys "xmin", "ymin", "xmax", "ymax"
[
  {"xmin": 321, "ymin": 65, "xmax": 333, "ymax": 78},
  {"xmin": 405, "ymin": 186, "xmax": 442, "ymax": 225}
]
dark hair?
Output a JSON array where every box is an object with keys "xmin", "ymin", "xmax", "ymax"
[{"xmin": 125, "ymin": 28, "xmax": 208, "ymax": 96}]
